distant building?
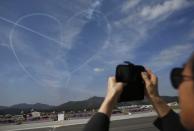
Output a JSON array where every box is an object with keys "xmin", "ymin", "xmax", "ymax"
[
  {"xmin": 167, "ymin": 102, "xmax": 178, "ymax": 106},
  {"xmin": 31, "ymin": 111, "xmax": 41, "ymax": 119},
  {"xmin": 58, "ymin": 113, "xmax": 64, "ymax": 121}
]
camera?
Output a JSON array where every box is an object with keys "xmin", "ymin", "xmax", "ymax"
[{"xmin": 116, "ymin": 61, "xmax": 145, "ymax": 102}]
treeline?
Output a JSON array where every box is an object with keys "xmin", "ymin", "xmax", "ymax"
[{"xmin": 0, "ymin": 96, "xmax": 178, "ymax": 115}]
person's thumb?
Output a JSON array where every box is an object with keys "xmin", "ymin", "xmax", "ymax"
[
  {"xmin": 115, "ymin": 82, "xmax": 125, "ymax": 93},
  {"xmin": 141, "ymin": 72, "xmax": 150, "ymax": 86}
]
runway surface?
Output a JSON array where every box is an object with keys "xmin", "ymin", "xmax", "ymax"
[{"xmin": 12, "ymin": 116, "xmax": 159, "ymax": 131}]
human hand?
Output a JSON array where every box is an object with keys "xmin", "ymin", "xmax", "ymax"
[
  {"xmin": 104, "ymin": 76, "xmax": 125, "ymax": 104},
  {"xmin": 141, "ymin": 69, "xmax": 171, "ymax": 118},
  {"xmin": 141, "ymin": 69, "xmax": 159, "ymax": 100},
  {"xmin": 98, "ymin": 76, "xmax": 125, "ymax": 117}
]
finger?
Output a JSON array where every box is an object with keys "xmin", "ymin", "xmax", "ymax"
[
  {"xmin": 146, "ymin": 68, "xmax": 152, "ymax": 74},
  {"xmin": 147, "ymin": 70, "xmax": 157, "ymax": 83},
  {"xmin": 145, "ymin": 68, "xmax": 152, "ymax": 77},
  {"xmin": 115, "ymin": 82, "xmax": 124, "ymax": 89},
  {"xmin": 144, "ymin": 66, "xmax": 151, "ymax": 73},
  {"xmin": 145, "ymin": 68, "xmax": 157, "ymax": 82},
  {"xmin": 108, "ymin": 76, "xmax": 116, "ymax": 82},
  {"xmin": 141, "ymin": 72, "xmax": 151, "ymax": 85},
  {"xmin": 114, "ymin": 82, "xmax": 124, "ymax": 94},
  {"xmin": 150, "ymin": 73, "xmax": 158, "ymax": 84},
  {"xmin": 116, "ymin": 82, "xmax": 125, "ymax": 88},
  {"xmin": 108, "ymin": 76, "xmax": 116, "ymax": 85}
]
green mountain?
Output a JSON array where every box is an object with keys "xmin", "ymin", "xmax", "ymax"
[{"xmin": 0, "ymin": 96, "xmax": 178, "ymax": 115}]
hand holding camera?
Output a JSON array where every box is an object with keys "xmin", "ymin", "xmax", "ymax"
[
  {"xmin": 99, "ymin": 77, "xmax": 125, "ymax": 117},
  {"xmin": 99, "ymin": 61, "xmax": 166, "ymax": 118},
  {"xmin": 104, "ymin": 77, "xmax": 125, "ymax": 104},
  {"xmin": 115, "ymin": 61, "xmax": 159, "ymax": 102},
  {"xmin": 116, "ymin": 61, "xmax": 145, "ymax": 102},
  {"xmin": 141, "ymin": 69, "xmax": 159, "ymax": 100}
]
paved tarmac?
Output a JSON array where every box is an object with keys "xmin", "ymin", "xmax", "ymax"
[{"xmin": 13, "ymin": 116, "xmax": 159, "ymax": 131}]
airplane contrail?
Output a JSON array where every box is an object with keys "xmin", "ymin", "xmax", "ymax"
[
  {"xmin": 0, "ymin": 14, "xmax": 64, "ymax": 46},
  {"xmin": 0, "ymin": 10, "xmax": 112, "ymax": 89}
]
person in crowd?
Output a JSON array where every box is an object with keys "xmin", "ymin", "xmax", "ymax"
[{"xmin": 83, "ymin": 52, "xmax": 194, "ymax": 131}]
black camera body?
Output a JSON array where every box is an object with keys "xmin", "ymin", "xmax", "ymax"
[{"xmin": 116, "ymin": 61, "xmax": 145, "ymax": 102}]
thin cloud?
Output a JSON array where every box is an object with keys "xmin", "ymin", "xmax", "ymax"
[
  {"xmin": 62, "ymin": 1, "xmax": 103, "ymax": 50},
  {"xmin": 140, "ymin": 0, "xmax": 190, "ymax": 21},
  {"xmin": 190, "ymin": 30, "xmax": 194, "ymax": 39},
  {"xmin": 189, "ymin": 20, "xmax": 194, "ymax": 39},
  {"xmin": 0, "ymin": 43, "xmax": 10, "ymax": 49},
  {"xmin": 146, "ymin": 44, "xmax": 194, "ymax": 72},
  {"xmin": 110, "ymin": 0, "xmax": 193, "ymax": 69},
  {"xmin": 87, "ymin": 0, "xmax": 101, "ymax": 19},
  {"xmin": 93, "ymin": 67, "xmax": 104, "ymax": 72},
  {"xmin": 121, "ymin": 0, "xmax": 141, "ymax": 13}
]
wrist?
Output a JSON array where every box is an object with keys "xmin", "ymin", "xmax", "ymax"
[
  {"xmin": 148, "ymin": 95, "xmax": 161, "ymax": 103},
  {"xmin": 148, "ymin": 95, "xmax": 171, "ymax": 118},
  {"xmin": 104, "ymin": 96, "xmax": 116, "ymax": 106},
  {"xmin": 98, "ymin": 97, "xmax": 116, "ymax": 118},
  {"xmin": 149, "ymin": 94, "xmax": 160, "ymax": 100},
  {"xmin": 104, "ymin": 93, "xmax": 119, "ymax": 105}
]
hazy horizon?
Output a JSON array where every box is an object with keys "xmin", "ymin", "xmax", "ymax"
[{"xmin": 0, "ymin": 95, "xmax": 179, "ymax": 107}]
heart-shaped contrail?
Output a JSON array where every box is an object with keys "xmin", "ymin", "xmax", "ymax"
[
  {"xmin": 0, "ymin": 10, "xmax": 112, "ymax": 89},
  {"xmin": 7, "ymin": 13, "xmax": 64, "ymax": 88},
  {"xmin": 0, "ymin": 14, "xmax": 64, "ymax": 46}
]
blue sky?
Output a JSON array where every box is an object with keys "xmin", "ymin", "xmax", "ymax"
[{"xmin": 0, "ymin": 0, "xmax": 194, "ymax": 106}]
